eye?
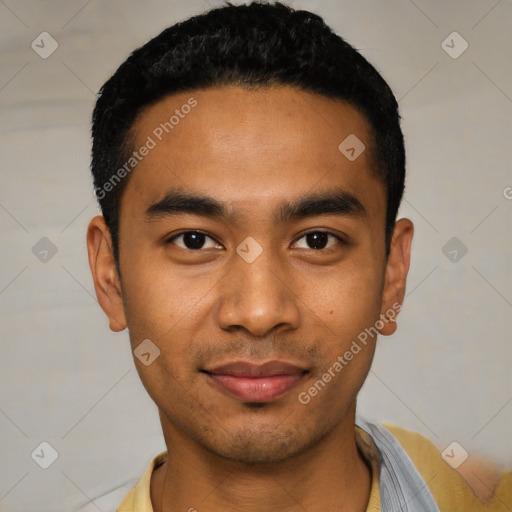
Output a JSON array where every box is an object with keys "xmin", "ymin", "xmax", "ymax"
[
  {"xmin": 166, "ymin": 231, "xmax": 223, "ymax": 251},
  {"xmin": 293, "ymin": 231, "xmax": 343, "ymax": 250}
]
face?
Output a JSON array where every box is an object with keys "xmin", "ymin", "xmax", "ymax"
[{"xmin": 88, "ymin": 85, "xmax": 413, "ymax": 463}]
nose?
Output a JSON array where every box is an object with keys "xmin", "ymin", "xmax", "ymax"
[{"xmin": 216, "ymin": 248, "xmax": 301, "ymax": 337}]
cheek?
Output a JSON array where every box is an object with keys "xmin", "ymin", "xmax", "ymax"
[
  {"xmin": 298, "ymin": 258, "xmax": 384, "ymax": 336},
  {"xmin": 121, "ymin": 269, "xmax": 198, "ymax": 409},
  {"xmin": 120, "ymin": 256, "xmax": 195, "ymax": 340},
  {"xmin": 119, "ymin": 259, "xmax": 214, "ymax": 395}
]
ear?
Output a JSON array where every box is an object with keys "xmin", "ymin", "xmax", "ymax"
[
  {"xmin": 86, "ymin": 215, "xmax": 127, "ymax": 332},
  {"xmin": 378, "ymin": 218, "xmax": 414, "ymax": 336}
]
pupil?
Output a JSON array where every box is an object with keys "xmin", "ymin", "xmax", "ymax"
[
  {"xmin": 307, "ymin": 232, "xmax": 328, "ymax": 249},
  {"xmin": 184, "ymin": 232, "xmax": 205, "ymax": 249}
]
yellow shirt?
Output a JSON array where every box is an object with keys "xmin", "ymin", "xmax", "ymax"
[
  {"xmin": 117, "ymin": 424, "xmax": 512, "ymax": 512},
  {"xmin": 384, "ymin": 423, "xmax": 512, "ymax": 511}
]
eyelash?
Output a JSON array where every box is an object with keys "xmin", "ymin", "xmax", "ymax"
[{"xmin": 165, "ymin": 230, "xmax": 345, "ymax": 251}]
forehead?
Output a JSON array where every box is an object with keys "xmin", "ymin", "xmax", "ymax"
[{"xmin": 123, "ymin": 85, "xmax": 385, "ymax": 223}]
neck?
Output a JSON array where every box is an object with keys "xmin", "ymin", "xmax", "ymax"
[{"xmin": 151, "ymin": 404, "xmax": 371, "ymax": 512}]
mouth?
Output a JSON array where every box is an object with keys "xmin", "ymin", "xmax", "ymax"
[{"xmin": 201, "ymin": 360, "xmax": 309, "ymax": 403}]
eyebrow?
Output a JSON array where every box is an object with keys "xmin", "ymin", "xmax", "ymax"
[{"xmin": 144, "ymin": 188, "xmax": 366, "ymax": 224}]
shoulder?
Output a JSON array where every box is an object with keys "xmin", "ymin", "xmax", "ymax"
[
  {"xmin": 77, "ymin": 452, "xmax": 167, "ymax": 512},
  {"xmin": 383, "ymin": 423, "xmax": 512, "ymax": 509}
]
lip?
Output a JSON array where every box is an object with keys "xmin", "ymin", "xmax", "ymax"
[{"xmin": 203, "ymin": 360, "xmax": 308, "ymax": 403}]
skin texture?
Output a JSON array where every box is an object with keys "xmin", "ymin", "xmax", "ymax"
[{"xmin": 87, "ymin": 85, "xmax": 414, "ymax": 512}]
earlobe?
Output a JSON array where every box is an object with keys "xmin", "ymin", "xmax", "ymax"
[
  {"xmin": 86, "ymin": 216, "xmax": 127, "ymax": 332},
  {"xmin": 378, "ymin": 218, "xmax": 414, "ymax": 336}
]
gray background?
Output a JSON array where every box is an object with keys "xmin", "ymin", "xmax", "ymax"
[{"xmin": 1, "ymin": 1, "xmax": 511, "ymax": 511}]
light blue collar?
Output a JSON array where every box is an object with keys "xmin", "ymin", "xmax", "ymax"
[{"xmin": 356, "ymin": 416, "xmax": 440, "ymax": 511}]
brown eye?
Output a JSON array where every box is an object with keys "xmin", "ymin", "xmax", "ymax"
[
  {"xmin": 293, "ymin": 231, "xmax": 342, "ymax": 250},
  {"xmin": 167, "ymin": 231, "xmax": 222, "ymax": 250}
]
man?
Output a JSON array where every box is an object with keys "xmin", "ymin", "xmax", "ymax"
[{"xmin": 86, "ymin": 2, "xmax": 511, "ymax": 511}]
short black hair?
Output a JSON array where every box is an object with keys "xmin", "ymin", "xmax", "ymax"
[{"xmin": 91, "ymin": 1, "xmax": 405, "ymax": 269}]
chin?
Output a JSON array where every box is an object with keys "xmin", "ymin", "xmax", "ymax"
[{"xmin": 199, "ymin": 422, "xmax": 329, "ymax": 465}]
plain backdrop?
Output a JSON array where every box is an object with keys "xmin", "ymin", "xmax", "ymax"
[{"xmin": 0, "ymin": 1, "xmax": 511, "ymax": 511}]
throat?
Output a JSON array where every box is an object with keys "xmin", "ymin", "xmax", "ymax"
[{"xmin": 149, "ymin": 448, "xmax": 372, "ymax": 512}]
